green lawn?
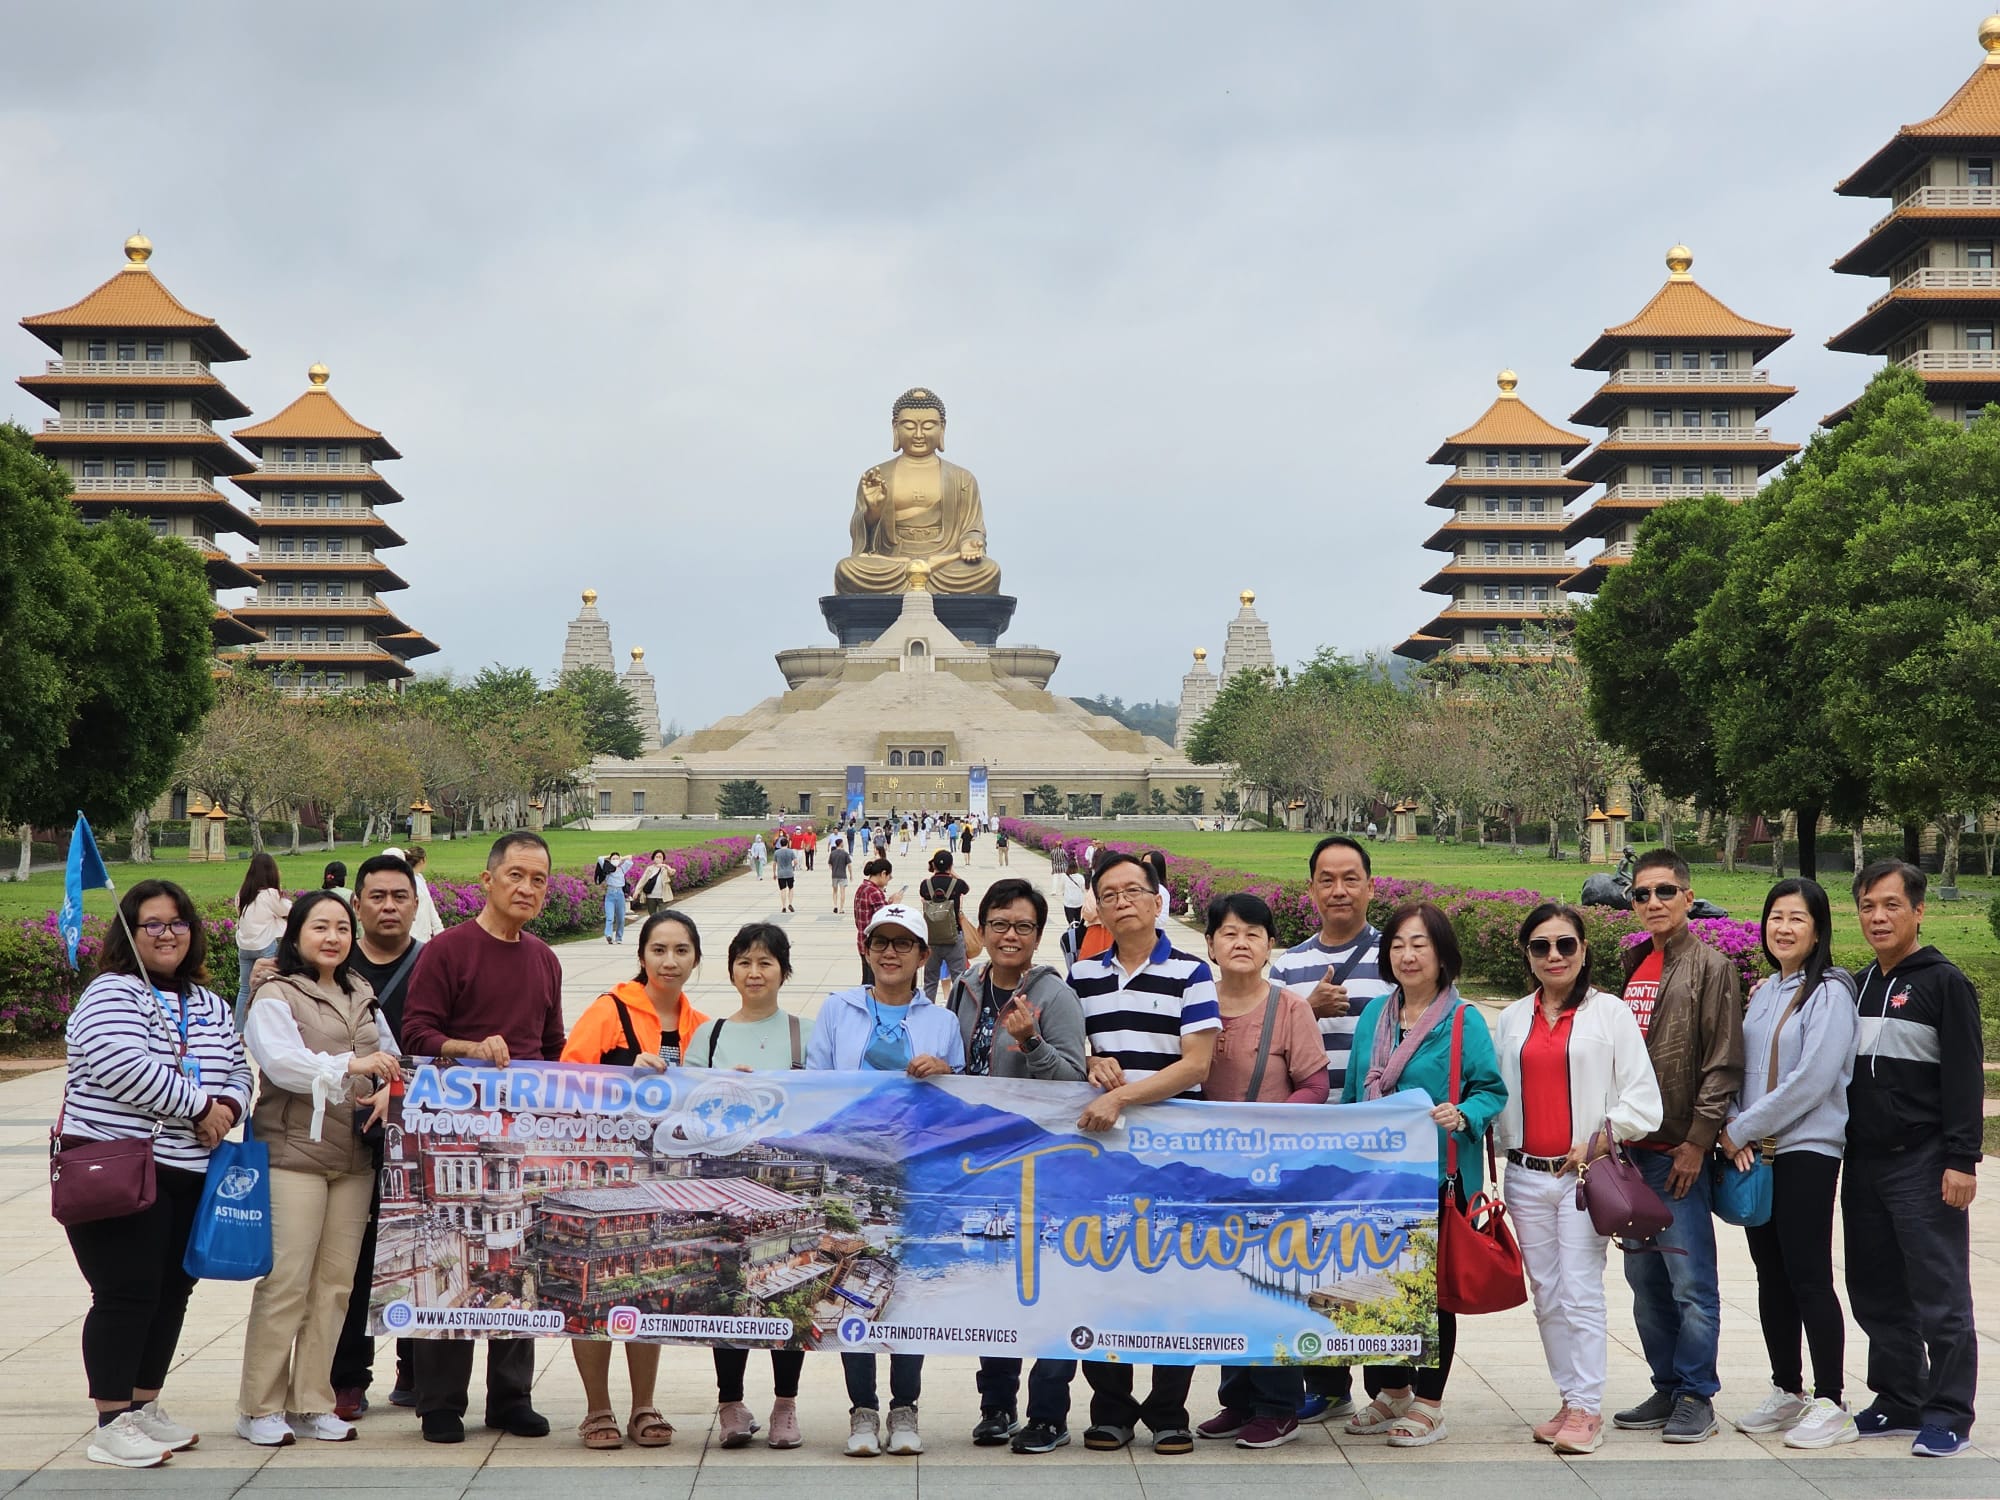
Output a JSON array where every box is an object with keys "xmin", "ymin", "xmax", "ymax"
[
  {"xmin": 1143, "ymin": 830, "xmax": 2000, "ymax": 1002},
  {"xmin": 0, "ymin": 828, "xmax": 731, "ymax": 922}
]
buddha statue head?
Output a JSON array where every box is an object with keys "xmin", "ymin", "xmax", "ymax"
[{"xmin": 891, "ymin": 388, "xmax": 946, "ymax": 456}]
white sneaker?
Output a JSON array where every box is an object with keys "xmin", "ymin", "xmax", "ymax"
[
  {"xmin": 130, "ymin": 1400, "xmax": 198, "ymax": 1451},
  {"xmin": 86, "ymin": 1412, "xmax": 173, "ymax": 1469},
  {"xmin": 236, "ymin": 1412, "xmax": 297, "ymax": 1447},
  {"xmin": 845, "ymin": 1407, "xmax": 882, "ymax": 1457},
  {"xmin": 291, "ymin": 1411, "xmax": 358, "ymax": 1442},
  {"xmin": 885, "ymin": 1404, "xmax": 922, "ymax": 1456},
  {"xmin": 1785, "ymin": 1397, "xmax": 1860, "ymax": 1449},
  {"xmin": 1735, "ymin": 1385, "xmax": 1811, "ymax": 1434}
]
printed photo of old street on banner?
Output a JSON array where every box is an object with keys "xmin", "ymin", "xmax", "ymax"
[{"xmin": 367, "ymin": 1062, "xmax": 1441, "ymax": 1367}]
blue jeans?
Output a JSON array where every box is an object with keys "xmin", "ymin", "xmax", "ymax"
[
  {"xmin": 1623, "ymin": 1146, "xmax": 1721, "ymax": 1399},
  {"xmin": 603, "ymin": 894, "xmax": 627, "ymax": 942},
  {"xmin": 234, "ymin": 941, "xmax": 277, "ymax": 1030}
]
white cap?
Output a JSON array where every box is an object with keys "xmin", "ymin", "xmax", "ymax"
[{"xmin": 864, "ymin": 903, "xmax": 929, "ymax": 945}]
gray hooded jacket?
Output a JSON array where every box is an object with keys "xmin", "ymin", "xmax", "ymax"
[{"xmin": 944, "ymin": 963, "xmax": 1088, "ymax": 1082}]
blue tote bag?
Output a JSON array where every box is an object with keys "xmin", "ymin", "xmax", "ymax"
[{"xmin": 184, "ymin": 1123, "xmax": 274, "ymax": 1280}]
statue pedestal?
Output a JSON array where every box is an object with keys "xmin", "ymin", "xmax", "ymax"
[{"xmin": 820, "ymin": 593, "xmax": 1016, "ymax": 648}]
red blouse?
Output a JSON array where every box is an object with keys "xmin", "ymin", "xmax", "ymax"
[{"xmin": 1519, "ymin": 1002, "xmax": 1576, "ymax": 1158}]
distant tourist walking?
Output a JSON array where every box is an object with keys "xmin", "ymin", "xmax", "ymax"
[
  {"xmin": 917, "ymin": 851, "xmax": 971, "ymax": 997},
  {"xmin": 1492, "ymin": 902, "xmax": 1661, "ymax": 1457},
  {"xmin": 61, "ymin": 880, "xmax": 253, "ymax": 1470},
  {"xmin": 749, "ymin": 836, "xmax": 768, "ymax": 880},
  {"xmin": 853, "ymin": 858, "xmax": 894, "ymax": 985},
  {"xmin": 601, "ymin": 852, "xmax": 631, "ymax": 943},
  {"xmin": 829, "ymin": 837, "xmax": 852, "ymax": 913},
  {"xmin": 633, "ymin": 850, "xmax": 674, "ymax": 915},
  {"xmin": 773, "ymin": 837, "xmax": 799, "ymax": 913},
  {"xmin": 802, "ymin": 825, "xmax": 818, "ymax": 871},
  {"xmin": 320, "ymin": 861, "xmax": 352, "ymax": 903},
  {"xmin": 1722, "ymin": 878, "xmax": 1860, "ymax": 1450},
  {"xmin": 1841, "ymin": 860, "xmax": 1983, "ymax": 1458},
  {"xmin": 995, "ymin": 825, "xmax": 1010, "ymax": 865},
  {"xmin": 403, "ymin": 846, "xmax": 445, "ymax": 944},
  {"xmin": 232, "ymin": 852, "xmax": 292, "ymax": 1030},
  {"xmin": 689, "ymin": 923, "xmax": 814, "ymax": 1449}
]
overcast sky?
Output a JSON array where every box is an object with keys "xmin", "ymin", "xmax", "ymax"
[{"xmin": 1, "ymin": 1, "xmax": 1984, "ymax": 729}]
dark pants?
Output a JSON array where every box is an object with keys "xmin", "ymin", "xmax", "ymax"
[
  {"xmin": 1219, "ymin": 1363, "xmax": 1305, "ymax": 1419},
  {"xmin": 330, "ymin": 1169, "xmax": 413, "ymax": 1393},
  {"xmin": 842, "ymin": 1352, "xmax": 921, "ymax": 1411},
  {"xmin": 1366, "ymin": 1309, "xmax": 1456, "ymax": 1403},
  {"xmin": 805, "ymin": 851, "xmax": 815, "ymax": 870},
  {"xmin": 413, "ymin": 1337, "xmax": 537, "ymax": 1421},
  {"xmin": 714, "ymin": 1348, "xmax": 805, "ymax": 1402},
  {"xmin": 1844, "ymin": 1142, "xmax": 1978, "ymax": 1433},
  {"xmin": 1304, "ymin": 1364, "xmax": 1354, "ymax": 1403},
  {"xmin": 1081, "ymin": 1360, "xmax": 1194, "ymax": 1433},
  {"xmin": 64, "ymin": 1162, "xmax": 203, "ymax": 1401},
  {"xmin": 1744, "ymin": 1150, "xmax": 1844, "ymax": 1402},
  {"xmin": 976, "ymin": 1357, "xmax": 1075, "ymax": 1423}
]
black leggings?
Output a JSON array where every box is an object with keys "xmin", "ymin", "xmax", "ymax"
[
  {"xmin": 64, "ymin": 1162, "xmax": 204, "ymax": 1401},
  {"xmin": 713, "ymin": 1347, "xmax": 805, "ymax": 1403},
  {"xmin": 1743, "ymin": 1150, "xmax": 1844, "ymax": 1401},
  {"xmin": 1368, "ymin": 1309, "xmax": 1457, "ymax": 1404}
]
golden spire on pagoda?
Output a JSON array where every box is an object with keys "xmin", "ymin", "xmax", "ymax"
[
  {"xmin": 123, "ymin": 232, "xmax": 153, "ymax": 271},
  {"xmin": 1982, "ymin": 13, "xmax": 2000, "ymax": 62},
  {"xmin": 1667, "ymin": 244, "xmax": 1694, "ymax": 280},
  {"xmin": 582, "ymin": 588, "xmax": 598, "ymax": 606},
  {"xmin": 631, "ymin": 646, "xmax": 645, "ymax": 662},
  {"xmin": 1496, "ymin": 368, "xmax": 1520, "ymax": 398},
  {"xmin": 1240, "ymin": 589, "xmax": 1256, "ymax": 607},
  {"xmin": 1193, "ymin": 646, "xmax": 1208, "ymax": 663},
  {"xmin": 308, "ymin": 363, "xmax": 330, "ymax": 387}
]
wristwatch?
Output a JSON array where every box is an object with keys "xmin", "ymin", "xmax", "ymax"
[{"xmin": 1022, "ymin": 1032, "xmax": 1044, "ymax": 1050}]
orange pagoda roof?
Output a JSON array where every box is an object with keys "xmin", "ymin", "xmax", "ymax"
[
  {"xmin": 234, "ymin": 366, "xmax": 402, "ymax": 458},
  {"xmin": 20, "ymin": 236, "xmax": 249, "ymax": 361},
  {"xmin": 1573, "ymin": 249, "xmax": 1792, "ymax": 367},
  {"xmin": 1839, "ymin": 23, "xmax": 2000, "ymax": 198},
  {"xmin": 1426, "ymin": 372, "xmax": 1589, "ymax": 463}
]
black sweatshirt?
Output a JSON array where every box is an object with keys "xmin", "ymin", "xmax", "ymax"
[{"xmin": 1849, "ymin": 945, "xmax": 1984, "ymax": 1174}]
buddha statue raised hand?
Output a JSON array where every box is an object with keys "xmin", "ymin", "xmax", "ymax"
[{"xmin": 833, "ymin": 387, "xmax": 1002, "ymax": 596}]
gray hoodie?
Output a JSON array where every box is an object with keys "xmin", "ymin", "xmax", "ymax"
[
  {"xmin": 1728, "ymin": 967, "xmax": 1859, "ymax": 1159},
  {"xmin": 944, "ymin": 963, "xmax": 1088, "ymax": 1082}
]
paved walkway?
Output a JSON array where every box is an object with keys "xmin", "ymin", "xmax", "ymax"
[{"xmin": 1, "ymin": 839, "xmax": 1998, "ymax": 1497}]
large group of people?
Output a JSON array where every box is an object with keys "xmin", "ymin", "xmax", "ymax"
[{"xmin": 56, "ymin": 829, "xmax": 1982, "ymax": 1469}]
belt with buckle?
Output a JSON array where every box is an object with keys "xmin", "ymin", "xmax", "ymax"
[{"xmin": 1506, "ymin": 1148, "xmax": 1568, "ymax": 1174}]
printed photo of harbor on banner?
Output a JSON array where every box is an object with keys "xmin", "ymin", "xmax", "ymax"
[{"xmin": 368, "ymin": 1061, "xmax": 1443, "ymax": 1366}]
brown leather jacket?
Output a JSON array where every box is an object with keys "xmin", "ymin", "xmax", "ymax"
[{"xmin": 1621, "ymin": 926, "xmax": 1744, "ymax": 1150}]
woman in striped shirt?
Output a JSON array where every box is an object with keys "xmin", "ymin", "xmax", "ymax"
[{"xmin": 61, "ymin": 880, "xmax": 253, "ymax": 1470}]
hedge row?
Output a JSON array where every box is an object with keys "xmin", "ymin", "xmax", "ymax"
[
  {"xmin": 1, "ymin": 833, "xmax": 753, "ymax": 1044},
  {"xmin": 997, "ymin": 819, "xmax": 1767, "ymax": 1000}
]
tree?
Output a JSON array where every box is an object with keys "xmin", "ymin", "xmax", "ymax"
[
  {"xmin": 176, "ymin": 670, "xmax": 296, "ymax": 852},
  {"xmin": 554, "ymin": 666, "xmax": 646, "ymax": 760},
  {"xmin": 1108, "ymin": 791, "xmax": 1140, "ymax": 818},
  {"xmin": 1173, "ymin": 785, "xmax": 1205, "ymax": 815},
  {"xmin": 1029, "ymin": 783, "xmax": 1062, "ymax": 816},
  {"xmin": 718, "ymin": 779, "xmax": 770, "ymax": 818},
  {"xmin": 1148, "ymin": 788, "xmax": 1169, "ymax": 814}
]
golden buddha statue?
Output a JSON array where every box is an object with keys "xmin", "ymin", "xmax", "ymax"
[{"xmin": 834, "ymin": 388, "xmax": 1002, "ymax": 595}]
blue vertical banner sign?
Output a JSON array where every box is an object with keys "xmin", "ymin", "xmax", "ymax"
[
  {"xmin": 59, "ymin": 813, "xmax": 112, "ymax": 968},
  {"xmin": 967, "ymin": 765, "xmax": 989, "ymax": 819},
  {"xmin": 845, "ymin": 765, "xmax": 867, "ymax": 819}
]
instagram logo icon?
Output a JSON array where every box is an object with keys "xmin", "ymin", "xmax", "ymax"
[{"xmin": 605, "ymin": 1305, "xmax": 641, "ymax": 1340}]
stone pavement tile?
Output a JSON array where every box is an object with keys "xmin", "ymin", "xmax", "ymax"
[
  {"xmin": 13, "ymin": 1468, "xmax": 259, "ymax": 1493},
  {"xmin": 932, "ymin": 1460, "xmax": 1142, "ymax": 1495},
  {"xmin": 690, "ymin": 1462, "xmax": 916, "ymax": 1499},
  {"xmin": 466, "ymin": 1471, "xmax": 690, "ymax": 1500},
  {"xmin": 238, "ymin": 1468, "xmax": 476, "ymax": 1495},
  {"xmin": 1787, "ymin": 1455, "xmax": 2000, "ymax": 1498},
  {"xmin": 1348, "ymin": 1461, "xmax": 1594, "ymax": 1500},
  {"xmin": 1557, "ymin": 1457, "xmax": 1836, "ymax": 1500}
]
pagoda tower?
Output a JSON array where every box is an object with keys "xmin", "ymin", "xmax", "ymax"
[
  {"xmin": 1396, "ymin": 372, "xmax": 1590, "ymax": 664},
  {"xmin": 1562, "ymin": 247, "xmax": 1798, "ymax": 591},
  {"xmin": 17, "ymin": 234, "xmax": 261, "ymax": 647},
  {"xmin": 1826, "ymin": 14, "xmax": 2000, "ymax": 425},
  {"xmin": 1219, "ymin": 591, "xmax": 1275, "ymax": 680},
  {"xmin": 229, "ymin": 364, "xmax": 437, "ymax": 691},
  {"xmin": 623, "ymin": 646, "xmax": 665, "ymax": 750},
  {"xmin": 1174, "ymin": 647, "xmax": 1218, "ymax": 749},
  {"xmin": 560, "ymin": 589, "xmax": 617, "ymax": 676}
]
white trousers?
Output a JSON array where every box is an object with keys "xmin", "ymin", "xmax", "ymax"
[{"xmin": 1506, "ymin": 1161, "xmax": 1612, "ymax": 1413}]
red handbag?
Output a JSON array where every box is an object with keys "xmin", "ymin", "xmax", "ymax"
[
  {"xmin": 1434, "ymin": 1006, "xmax": 1528, "ymax": 1315},
  {"xmin": 49, "ymin": 1100, "xmax": 159, "ymax": 1228}
]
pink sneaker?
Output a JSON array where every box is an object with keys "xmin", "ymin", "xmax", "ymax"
[
  {"xmin": 1552, "ymin": 1411, "xmax": 1603, "ymax": 1455},
  {"xmin": 766, "ymin": 1398, "xmax": 801, "ymax": 1450},
  {"xmin": 718, "ymin": 1401, "xmax": 756, "ymax": 1449},
  {"xmin": 1533, "ymin": 1405, "xmax": 1573, "ymax": 1444}
]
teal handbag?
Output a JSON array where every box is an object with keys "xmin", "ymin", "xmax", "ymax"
[{"xmin": 1711, "ymin": 1153, "xmax": 1773, "ymax": 1227}]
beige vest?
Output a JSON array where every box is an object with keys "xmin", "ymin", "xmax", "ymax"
[{"xmin": 252, "ymin": 971, "xmax": 381, "ymax": 1176}]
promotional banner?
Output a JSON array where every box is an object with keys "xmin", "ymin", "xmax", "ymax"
[
  {"xmin": 967, "ymin": 765, "xmax": 989, "ymax": 820},
  {"xmin": 369, "ymin": 1062, "xmax": 1441, "ymax": 1366},
  {"xmin": 845, "ymin": 765, "xmax": 867, "ymax": 820}
]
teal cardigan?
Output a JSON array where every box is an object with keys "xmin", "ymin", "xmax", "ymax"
[{"xmin": 1342, "ymin": 991, "xmax": 1507, "ymax": 1194}]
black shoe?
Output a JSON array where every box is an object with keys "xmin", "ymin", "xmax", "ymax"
[
  {"xmin": 387, "ymin": 1388, "xmax": 415, "ymax": 1409},
  {"xmin": 1012, "ymin": 1421, "xmax": 1070, "ymax": 1454},
  {"xmin": 1662, "ymin": 1395, "xmax": 1717, "ymax": 1444},
  {"xmin": 1083, "ymin": 1423, "xmax": 1134, "ymax": 1451},
  {"xmin": 1613, "ymin": 1390, "xmax": 1676, "ymax": 1430},
  {"xmin": 484, "ymin": 1406, "xmax": 551, "ymax": 1438},
  {"xmin": 421, "ymin": 1412, "xmax": 465, "ymax": 1444},
  {"xmin": 972, "ymin": 1410, "xmax": 1021, "ymax": 1446},
  {"xmin": 1151, "ymin": 1427, "xmax": 1195, "ymax": 1455}
]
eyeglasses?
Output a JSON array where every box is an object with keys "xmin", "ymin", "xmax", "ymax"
[
  {"xmin": 1097, "ymin": 886, "xmax": 1156, "ymax": 907},
  {"xmin": 983, "ymin": 920, "xmax": 1040, "ymax": 937},
  {"xmin": 866, "ymin": 934, "xmax": 920, "ymax": 954},
  {"xmin": 1631, "ymin": 884, "xmax": 1683, "ymax": 905},
  {"xmin": 1526, "ymin": 935, "xmax": 1581, "ymax": 959},
  {"xmin": 138, "ymin": 919, "xmax": 192, "ymax": 938}
]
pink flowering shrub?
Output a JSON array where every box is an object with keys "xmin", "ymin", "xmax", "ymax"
[{"xmin": 999, "ymin": 817, "xmax": 1755, "ymax": 998}]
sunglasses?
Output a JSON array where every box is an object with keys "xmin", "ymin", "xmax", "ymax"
[
  {"xmin": 866, "ymin": 934, "xmax": 920, "ymax": 954},
  {"xmin": 1631, "ymin": 884, "xmax": 1683, "ymax": 905},
  {"xmin": 1526, "ymin": 935, "xmax": 1581, "ymax": 959}
]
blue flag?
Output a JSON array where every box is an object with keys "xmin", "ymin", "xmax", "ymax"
[{"xmin": 59, "ymin": 814, "xmax": 111, "ymax": 969}]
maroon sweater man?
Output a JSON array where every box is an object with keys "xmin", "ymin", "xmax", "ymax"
[{"xmin": 398, "ymin": 831, "xmax": 565, "ymax": 1444}]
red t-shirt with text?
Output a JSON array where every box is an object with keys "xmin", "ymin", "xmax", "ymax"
[{"xmin": 1624, "ymin": 949, "xmax": 1664, "ymax": 1039}]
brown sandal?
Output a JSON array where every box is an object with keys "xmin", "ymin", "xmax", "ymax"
[
  {"xmin": 628, "ymin": 1407, "xmax": 674, "ymax": 1447},
  {"xmin": 579, "ymin": 1408, "xmax": 623, "ymax": 1449}
]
